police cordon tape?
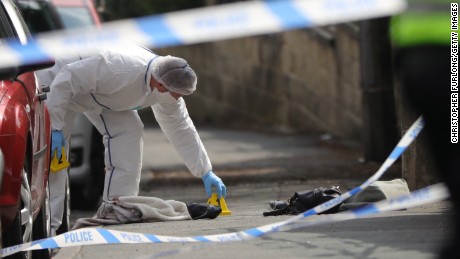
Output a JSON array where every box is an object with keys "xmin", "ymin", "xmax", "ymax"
[
  {"xmin": 18, "ymin": 183, "xmax": 454, "ymax": 259},
  {"xmin": 0, "ymin": 116, "xmax": 434, "ymax": 257},
  {"xmin": 281, "ymin": 182, "xmax": 449, "ymax": 232},
  {"xmin": 0, "ymin": 0, "xmax": 407, "ymax": 69},
  {"xmin": 142, "ymin": 182, "xmax": 449, "ymax": 259},
  {"xmin": 0, "ymin": 0, "xmax": 436, "ymax": 256}
]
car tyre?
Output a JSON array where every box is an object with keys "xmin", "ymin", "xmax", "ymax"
[
  {"xmin": 0, "ymin": 149, "xmax": 2, "ymax": 248},
  {"xmin": 2, "ymin": 156, "xmax": 34, "ymax": 259},
  {"xmin": 32, "ymin": 182, "xmax": 51, "ymax": 258}
]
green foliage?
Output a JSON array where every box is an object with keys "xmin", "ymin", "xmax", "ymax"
[{"xmin": 103, "ymin": 0, "xmax": 206, "ymax": 21}]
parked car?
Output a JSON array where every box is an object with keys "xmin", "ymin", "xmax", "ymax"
[
  {"xmin": 0, "ymin": 0, "xmax": 57, "ymax": 257},
  {"xmin": 15, "ymin": 0, "xmax": 105, "ymax": 210},
  {"xmin": 0, "ymin": 149, "xmax": 3, "ymax": 196}
]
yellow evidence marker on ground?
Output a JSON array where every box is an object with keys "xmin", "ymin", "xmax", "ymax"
[
  {"xmin": 50, "ymin": 147, "xmax": 71, "ymax": 173},
  {"xmin": 207, "ymin": 193, "xmax": 232, "ymax": 216}
]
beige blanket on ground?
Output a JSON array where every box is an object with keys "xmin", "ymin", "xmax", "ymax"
[
  {"xmin": 72, "ymin": 196, "xmax": 192, "ymax": 230},
  {"xmin": 340, "ymin": 178, "xmax": 411, "ymax": 210}
]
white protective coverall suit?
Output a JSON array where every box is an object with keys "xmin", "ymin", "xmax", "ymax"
[{"xmin": 39, "ymin": 45, "xmax": 213, "ymax": 235}]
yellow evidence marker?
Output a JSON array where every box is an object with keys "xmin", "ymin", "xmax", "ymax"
[
  {"xmin": 50, "ymin": 147, "xmax": 71, "ymax": 173},
  {"xmin": 207, "ymin": 193, "xmax": 232, "ymax": 216}
]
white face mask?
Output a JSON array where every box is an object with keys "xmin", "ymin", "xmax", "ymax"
[{"xmin": 152, "ymin": 87, "xmax": 179, "ymax": 104}]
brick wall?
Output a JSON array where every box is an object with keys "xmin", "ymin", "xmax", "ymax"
[{"xmin": 155, "ymin": 24, "xmax": 363, "ymax": 140}]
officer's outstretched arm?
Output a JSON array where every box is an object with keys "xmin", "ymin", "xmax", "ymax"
[{"xmin": 151, "ymin": 99, "xmax": 212, "ymax": 178}]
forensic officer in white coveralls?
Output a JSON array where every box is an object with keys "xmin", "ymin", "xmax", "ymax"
[{"xmin": 38, "ymin": 45, "xmax": 227, "ymax": 236}]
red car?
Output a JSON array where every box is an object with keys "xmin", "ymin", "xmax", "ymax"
[
  {"xmin": 0, "ymin": 0, "xmax": 55, "ymax": 257},
  {"xmin": 16, "ymin": 0, "xmax": 106, "ymax": 210}
]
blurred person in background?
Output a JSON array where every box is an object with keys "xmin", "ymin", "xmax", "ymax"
[{"xmin": 391, "ymin": 1, "xmax": 460, "ymax": 258}]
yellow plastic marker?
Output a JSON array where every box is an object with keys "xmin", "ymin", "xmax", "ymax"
[
  {"xmin": 207, "ymin": 193, "xmax": 232, "ymax": 216},
  {"xmin": 50, "ymin": 147, "xmax": 70, "ymax": 173}
]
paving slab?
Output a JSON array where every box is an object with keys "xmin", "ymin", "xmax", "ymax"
[{"xmin": 54, "ymin": 127, "xmax": 451, "ymax": 259}]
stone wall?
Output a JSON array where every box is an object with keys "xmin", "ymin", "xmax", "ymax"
[{"xmin": 155, "ymin": 24, "xmax": 362, "ymax": 140}]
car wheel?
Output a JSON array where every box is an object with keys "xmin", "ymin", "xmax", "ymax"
[
  {"xmin": 32, "ymin": 182, "xmax": 51, "ymax": 258},
  {"xmin": 2, "ymin": 158, "xmax": 34, "ymax": 259},
  {"xmin": 56, "ymin": 173, "xmax": 70, "ymax": 235},
  {"xmin": 0, "ymin": 149, "xmax": 3, "ymax": 247}
]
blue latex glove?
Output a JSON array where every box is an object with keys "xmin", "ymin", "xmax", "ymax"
[
  {"xmin": 202, "ymin": 171, "xmax": 226, "ymax": 199},
  {"xmin": 51, "ymin": 130, "xmax": 65, "ymax": 158}
]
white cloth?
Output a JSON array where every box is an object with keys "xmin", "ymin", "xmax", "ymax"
[
  {"xmin": 340, "ymin": 178, "xmax": 411, "ymax": 210},
  {"xmin": 40, "ymin": 45, "xmax": 212, "ymax": 235},
  {"xmin": 72, "ymin": 196, "xmax": 192, "ymax": 230}
]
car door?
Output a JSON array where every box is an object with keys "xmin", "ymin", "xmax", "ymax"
[{"xmin": 1, "ymin": 0, "xmax": 50, "ymax": 214}]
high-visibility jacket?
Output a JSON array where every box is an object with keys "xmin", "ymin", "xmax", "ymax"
[{"xmin": 390, "ymin": 0, "xmax": 454, "ymax": 47}]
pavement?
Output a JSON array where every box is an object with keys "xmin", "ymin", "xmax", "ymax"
[{"xmin": 54, "ymin": 126, "xmax": 454, "ymax": 259}]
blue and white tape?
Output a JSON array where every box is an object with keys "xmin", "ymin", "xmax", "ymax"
[
  {"xmin": 280, "ymin": 182, "xmax": 449, "ymax": 232},
  {"xmin": 0, "ymin": 0, "xmax": 407, "ymax": 69},
  {"xmin": 1, "ymin": 116, "xmax": 436, "ymax": 257},
  {"xmin": 138, "ymin": 178, "xmax": 448, "ymax": 259},
  {"xmin": 2, "ymin": 182, "xmax": 449, "ymax": 257},
  {"xmin": 0, "ymin": 0, "xmax": 425, "ymax": 256},
  {"xmin": 279, "ymin": 116, "xmax": 425, "ymax": 224}
]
